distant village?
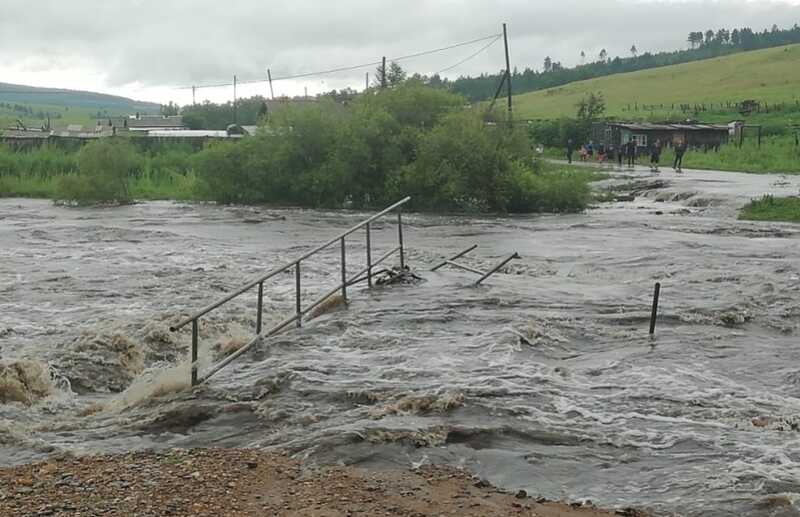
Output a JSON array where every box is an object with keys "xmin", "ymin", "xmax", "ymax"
[{"xmin": 0, "ymin": 113, "xmax": 261, "ymax": 148}]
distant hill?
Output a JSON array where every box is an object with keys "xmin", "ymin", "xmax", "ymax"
[
  {"xmin": 0, "ymin": 82, "xmax": 160, "ymax": 112},
  {"xmin": 0, "ymin": 82, "xmax": 160, "ymax": 128},
  {"xmin": 512, "ymin": 44, "xmax": 800, "ymax": 120}
]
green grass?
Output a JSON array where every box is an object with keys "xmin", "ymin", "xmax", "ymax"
[
  {"xmin": 660, "ymin": 136, "xmax": 800, "ymax": 173},
  {"xmin": 740, "ymin": 195, "xmax": 800, "ymax": 222},
  {"xmin": 0, "ymin": 143, "xmax": 199, "ymax": 201},
  {"xmin": 543, "ymin": 136, "xmax": 800, "ymax": 174},
  {"xmin": 513, "ymin": 44, "xmax": 800, "ymax": 121}
]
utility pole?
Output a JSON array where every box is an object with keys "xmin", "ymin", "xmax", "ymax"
[
  {"xmin": 365, "ymin": 72, "xmax": 369, "ymax": 91},
  {"xmin": 502, "ymin": 23, "xmax": 513, "ymax": 126},
  {"xmin": 267, "ymin": 69, "xmax": 275, "ymax": 100},
  {"xmin": 233, "ymin": 75, "xmax": 238, "ymax": 126},
  {"xmin": 192, "ymin": 85, "xmax": 196, "ymax": 106},
  {"xmin": 381, "ymin": 56, "xmax": 387, "ymax": 89}
]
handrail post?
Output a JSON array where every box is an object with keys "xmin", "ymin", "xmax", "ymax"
[
  {"xmin": 366, "ymin": 222, "xmax": 373, "ymax": 287},
  {"xmin": 340, "ymin": 237, "xmax": 347, "ymax": 301},
  {"xmin": 191, "ymin": 319, "xmax": 199, "ymax": 386},
  {"xmin": 295, "ymin": 263, "xmax": 302, "ymax": 328},
  {"xmin": 398, "ymin": 210, "xmax": 405, "ymax": 269},
  {"xmin": 256, "ymin": 281, "xmax": 263, "ymax": 334}
]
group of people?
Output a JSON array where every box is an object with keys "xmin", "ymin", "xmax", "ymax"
[{"xmin": 566, "ymin": 137, "xmax": 688, "ymax": 172}]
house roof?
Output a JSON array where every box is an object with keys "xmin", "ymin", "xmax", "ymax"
[
  {"xmin": 99, "ymin": 116, "xmax": 185, "ymax": 129},
  {"xmin": 1, "ymin": 129, "xmax": 50, "ymax": 139},
  {"xmin": 608, "ymin": 122, "xmax": 729, "ymax": 132},
  {"xmin": 147, "ymin": 130, "xmax": 236, "ymax": 138}
]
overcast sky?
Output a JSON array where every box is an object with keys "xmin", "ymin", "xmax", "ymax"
[{"xmin": 1, "ymin": 0, "xmax": 799, "ymax": 105}]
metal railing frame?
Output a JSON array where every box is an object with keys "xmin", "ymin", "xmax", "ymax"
[
  {"xmin": 431, "ymin": 244, "xmax": 520, "ymax": 285},
  {"xmin": 171, "ymin": 197, "xmax": 411, "ymax": 386}
]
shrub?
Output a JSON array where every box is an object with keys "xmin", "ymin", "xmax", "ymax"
[{"xmin": 55, "ymin": 139, "xmax": 137, "ymax": 205}]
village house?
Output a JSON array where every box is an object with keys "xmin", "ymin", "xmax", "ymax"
[
  {"xmin": 97, "ymin": 114, "xmax": 186, "ymax": 132},
  {"xmin": 591, "ymin": 121, "xmax": 733, "ymax": 151}
]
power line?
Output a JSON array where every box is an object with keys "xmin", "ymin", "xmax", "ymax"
[
  {"xmin": 434, "ymin": 35, "xmax": 502, "ymax": 75},
  {"xmin": 184, "ymin": 33, "xmax": 502, "ymax": 90}
]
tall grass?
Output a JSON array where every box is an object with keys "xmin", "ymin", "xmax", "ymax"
[
  {"xmin": 0, "ymin": 142, "xmax": 198, "ymax": 200},
  {"xmin": 740, "ymin": 194, "xmax": 800, "ymax": 222},
  {"xmin": 661, "ymin": 136, "xmax": 800, "ymax": 174}
]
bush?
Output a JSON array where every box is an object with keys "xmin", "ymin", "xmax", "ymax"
[
  {"xmin": 55, "ymin": 139, "xmax": 137, "ymax": 205},
  {"xmin": 192, "ymin": 83, "xmax": 595, "ymax": 214}
]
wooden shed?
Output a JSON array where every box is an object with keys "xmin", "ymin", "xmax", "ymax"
[{"xmin": 592, "ymin": 122, "xmax": 731, "ymax": 151}]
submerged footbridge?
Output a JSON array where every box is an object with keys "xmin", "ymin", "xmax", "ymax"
[
  {"xmin": 169, "ymin": 197, "xmax": 411, "ymax": 386},
  {"xmin": 169, "ymin": 197, "xmax": 520, "ymax": 387}
]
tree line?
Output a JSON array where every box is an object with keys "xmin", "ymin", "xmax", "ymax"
[{"xmin": 445, "ymin": 22, "xmax": 800, "ymax": 102}]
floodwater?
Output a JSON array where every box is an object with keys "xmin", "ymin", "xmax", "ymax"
[{"xmin": 2, "ymin": 165, "xmax": 800, "ymax": 516}]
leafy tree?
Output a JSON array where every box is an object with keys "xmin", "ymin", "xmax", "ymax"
[
  {"xmin": 576, "ymin": 92, "xmax": 605, "ymax": 121},
  {"xmin": 705, "ymin": 30, "xmax": 715, "ymax": 46},
  {"xmin": 160, "ymin": 102, "xmax": 179, "ymax": 116},
  {"xmin": 257, "ymin": 101, "xmax": 268, "ymax": 121},
  {"xmin": 56, "ymin": 139, "xmax": 136, "ymax": 205},
  {"xmin": 599, "ymin": 49, "xmax": 608, "ymax": 62},
  {"xmin": 543, "ymin": 56, "xmax": 552, "ymax": 72},
  {"xmin": 630, "ymin": 45, "xmax": 638, "ymax": 57},
  {"xmin": 386, "ymin": 61, "xmax": 407, "ymax": 87},
  {"xmin": 580, "ymin": 50, "xmax": 585, "ymax": 63}
]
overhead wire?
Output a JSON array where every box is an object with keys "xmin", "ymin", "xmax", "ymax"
[
  {"xmin": 433, "ymin": 35, "xmax": 502, "ymax": 75},
  {"xmin": 184, "ymin": 32, "xmax": 502, "ymax": 90}
]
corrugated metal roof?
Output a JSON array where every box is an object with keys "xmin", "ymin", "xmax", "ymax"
[
  {"xmin": 147, "ymin": 130, "xmax": 236, "ymax": 138},
  {"xmin": 1, "ymin": 129, "xmax": 50, "ymax": 139},
  {"xmin": 610, "ymin": 122, "xmax": 729, "ymax": 131}
]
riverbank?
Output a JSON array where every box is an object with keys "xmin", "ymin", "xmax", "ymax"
[
  {"xmin": 543, "ymin": 137, "xmax": 800, "ymax": 175},
  {"xmin": 0, "ymin": 448, "xmax": 641, "ymax": 516}
]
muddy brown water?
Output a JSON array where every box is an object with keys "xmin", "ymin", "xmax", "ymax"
[{"xmin": 2, "ymin": 165, "xmax": 800, "ymax": 516}]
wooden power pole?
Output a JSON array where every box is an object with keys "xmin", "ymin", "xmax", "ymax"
[
  {"xmin": 381, "ymin": 56, "xmax": 387, "ymax": 89},
  {"xmin": 502, "ymin": 23, "xmax": 513, "ymax": 125},
  {"xmin": 267, "ymin": 69, "xmax": 275, "ymax": 100},
  {"xmin": 233, "ymin": 75, "xmax": 238, "ymax": 126}
]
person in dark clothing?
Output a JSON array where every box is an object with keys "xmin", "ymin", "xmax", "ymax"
[
  {"xmin": 649, "ymin": 138, "xmax": 662, "ymax": 172},
  {"xmin": 625, "ymin": 139, "xmax": 636, "ymax": 167},
  {"xmin": 566, "ymin": 138, "xmax": 574, "ymax": 164},
  {"xmin": 673, "ymin": 140, "xmax": 687, "ymax": 172},
  {"xmin": 617, "ymin": 141, "xmax": 624, "ymax": 167},
  {"xmin": 587, "ymin": 141, "xmax": 594, "ymax": 159}
]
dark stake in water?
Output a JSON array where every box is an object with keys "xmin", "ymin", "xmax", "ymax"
[{"xmin": 2, "ymin": 166, "xmax": 800, "ymax": 516}]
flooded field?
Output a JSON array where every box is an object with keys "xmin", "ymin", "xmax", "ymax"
[{"xmin": 2, "ymin": 165, "xmax": 800, "ymax": 516}]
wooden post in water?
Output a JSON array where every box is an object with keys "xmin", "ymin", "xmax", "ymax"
[{"xmin": 649, "ymin": 282, "xmax": 661, "ymax": 335}]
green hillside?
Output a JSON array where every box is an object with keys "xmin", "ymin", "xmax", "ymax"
[
  {"xmin": 0, "ymin": 82, "xmax": 160, "ymax": 129},
  {"xmin": 513, "ymin": 44, "xmax": 800, "ymax": 120}
]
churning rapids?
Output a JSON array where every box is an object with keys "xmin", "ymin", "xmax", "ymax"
[{"xmin": 2, "ymin": 165, "xmax": 800, "ymax": 516}]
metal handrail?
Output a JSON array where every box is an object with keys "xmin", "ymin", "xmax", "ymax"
[
  {"xmin": 170, "ymin": 196, "xmax": 410, "ymax": 332},
  {"xmin": 170, "ymin": 197, "xmax": 411, "ymax": 386}
]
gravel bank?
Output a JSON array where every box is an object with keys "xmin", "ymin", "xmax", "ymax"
[{"xmin": 0, "ymin": 448, "xmax": 647, "ymax": 516}]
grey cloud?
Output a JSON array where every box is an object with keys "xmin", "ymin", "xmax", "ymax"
[{"xmin": 1, "ymin": 0, "xmax": 798, "ymax": 90}]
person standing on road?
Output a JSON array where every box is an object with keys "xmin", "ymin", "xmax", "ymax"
[
  {"xmin": 566, "ymin": 138, "xmax": 574, "ymax": 164},
  {"xmin": 673, "ymin": 139, "xmax": 687, "ymax": 172},
  {"xmin": 617, "ymin": 140, "xmax": 624, "ymax": 167},
  {"xmin": 625, "ymin": 138, "xmax": 636, "ymax": 167},
  {"xmin": 649, "ymin": 138, "xmax": 662, "ymax": 173}
]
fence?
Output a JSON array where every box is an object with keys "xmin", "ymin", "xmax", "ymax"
[{"xmin": 169, "ymin": 197, "xmax": 410, "ymax": 386}]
